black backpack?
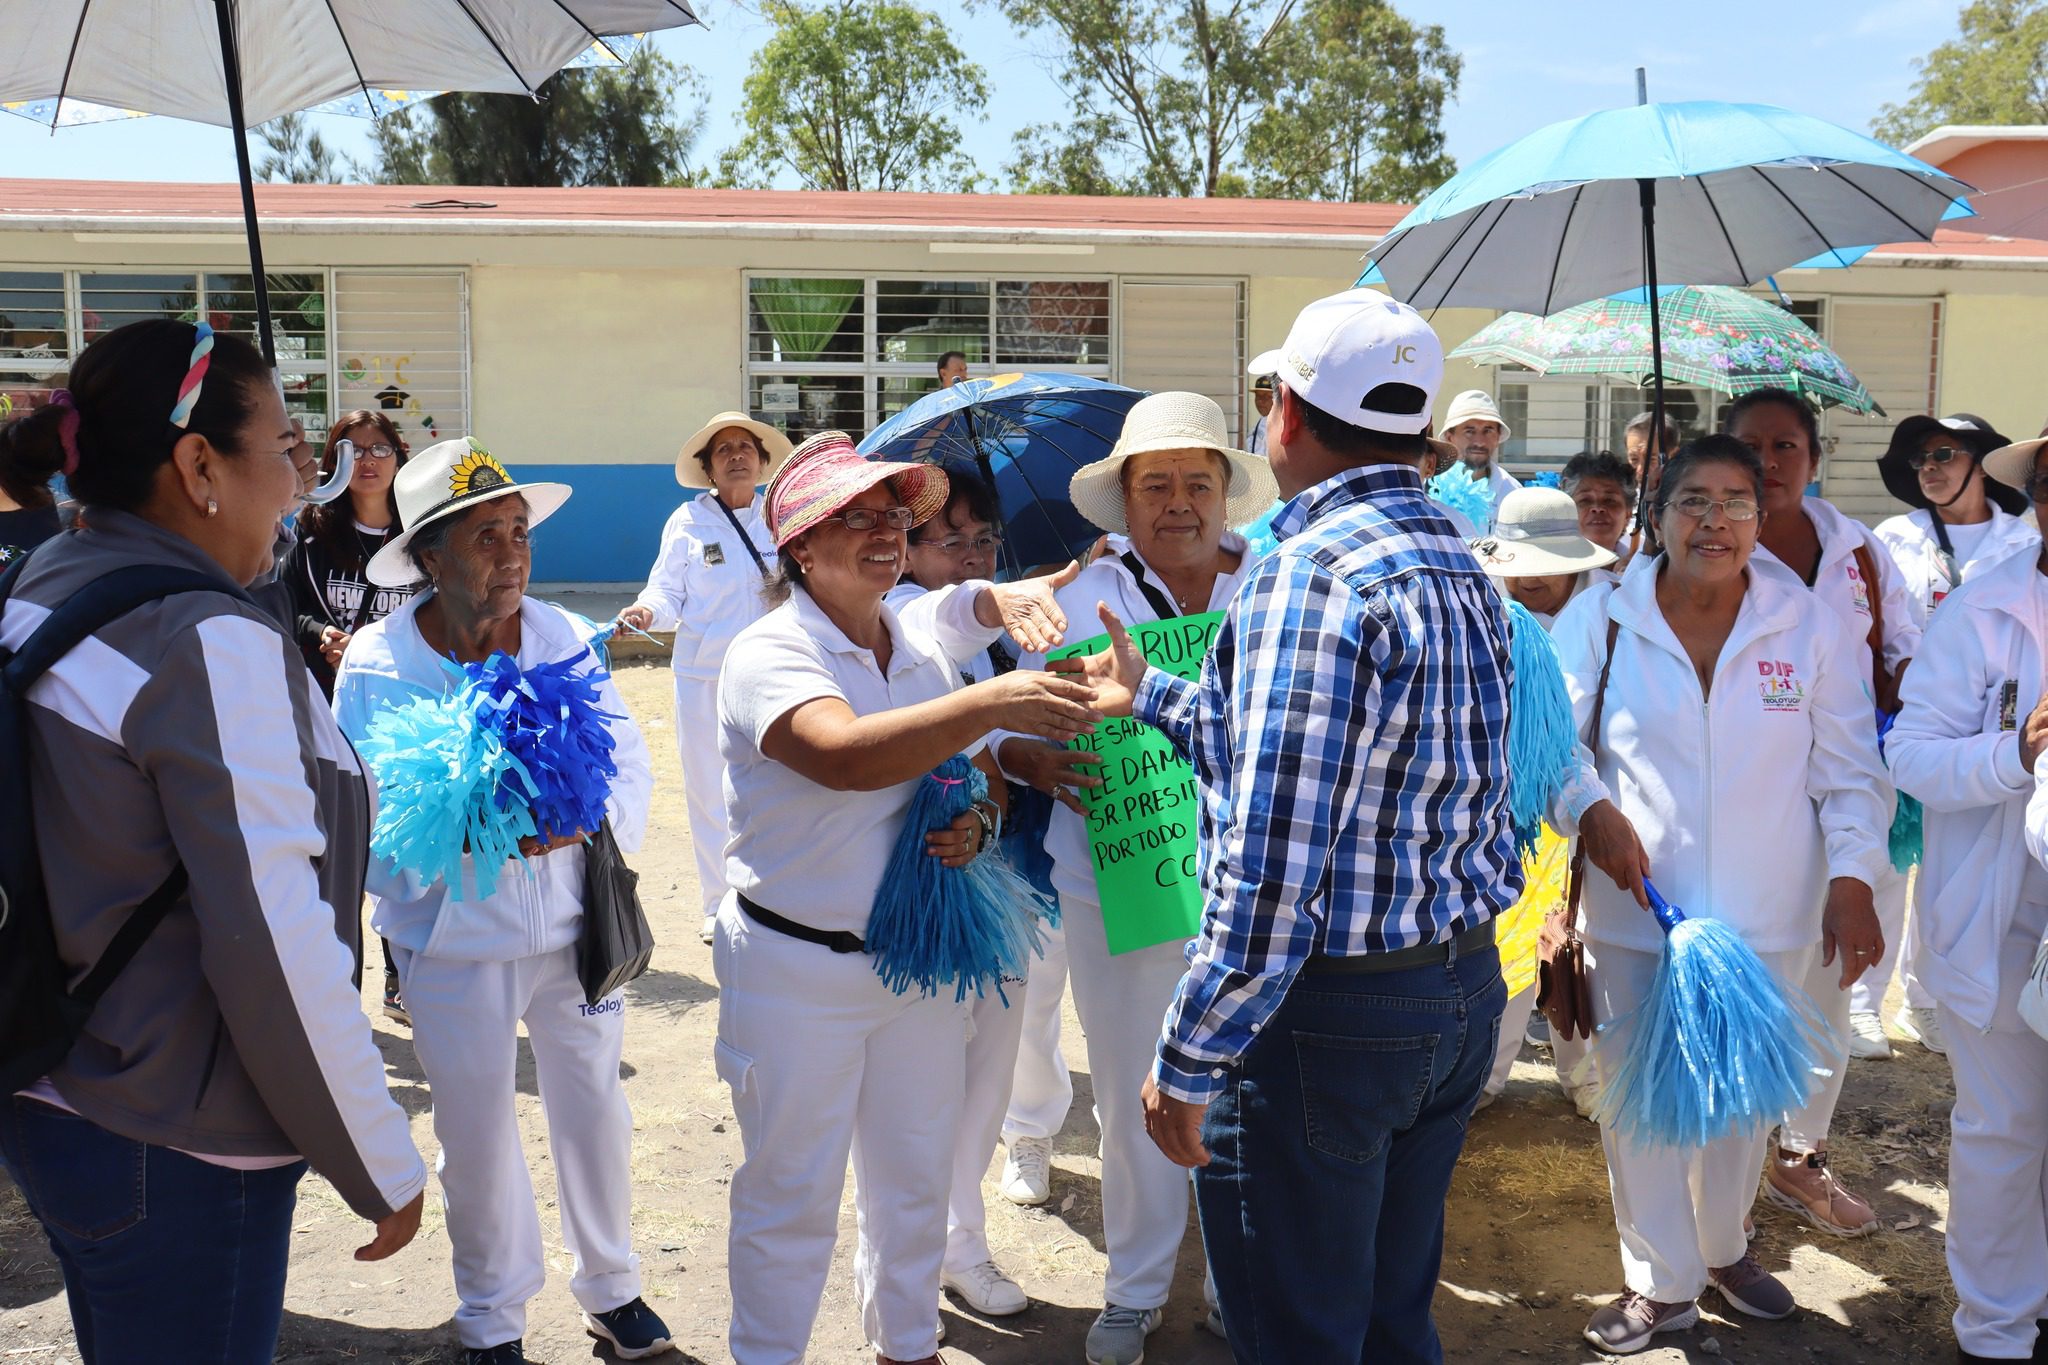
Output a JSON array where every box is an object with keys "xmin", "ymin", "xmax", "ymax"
[{"xmin": 0, "ymin": 551, "xmax": 247, "ymax": 1095}]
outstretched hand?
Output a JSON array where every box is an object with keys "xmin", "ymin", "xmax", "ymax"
[
  {"xmin": 1046, "ymin": 603, "xmax": 1147, "ymax": 718},
  {"xmin": 979, "ymin": 560, "xmax": 1081, "ymax": 654}
]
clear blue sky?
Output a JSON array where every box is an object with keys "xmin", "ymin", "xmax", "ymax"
[{"xmin": 0, "ymin": 0, "xmax": 1966, "ymax": 191}]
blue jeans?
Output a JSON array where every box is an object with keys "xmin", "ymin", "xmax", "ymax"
[
  {"xmin": 0, "ymin": 1095, "xmax": 308, "ymax": 1365},
  {"xmin": 1196, "ymin": 942, "xmax": 1504, "ymax": 1364}
]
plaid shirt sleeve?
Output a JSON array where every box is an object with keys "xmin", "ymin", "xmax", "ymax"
[{"xmin": 1136, "ymin": 552, "xmax": 1377, "ymax": 1104}]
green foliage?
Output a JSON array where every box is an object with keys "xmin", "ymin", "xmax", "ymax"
[
  {"xmin": 356, "ymin": 47, "xmax": 705, "ymax": 187},
  {"xmin": 256, "ymin": 112, "xmax": 340, "ymax": 184},
  {"xmin": 1873, "ymin": 0, "xmax": 2048, "ymax": 145},
  {"xmin": 719, "ymin": 0, "xmax": 990, "ymax": 192},
  {"xmin": 989, "ymin": 0, "xmax": 1458, "ymax": 201}
]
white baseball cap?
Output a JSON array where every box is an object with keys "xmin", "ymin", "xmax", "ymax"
[
  {"xmin": 1442, "ymin": 389, "xmax": 1513, "ymax": 440},
  {"xmin": 1248, "ymin": 289, "xmax": 1443, "ymax": 436}
]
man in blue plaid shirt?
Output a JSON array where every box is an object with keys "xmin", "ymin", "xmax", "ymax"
[{"xmin": 1059, "ymin": 290, "xmax": 1520, "ymax": 1363}]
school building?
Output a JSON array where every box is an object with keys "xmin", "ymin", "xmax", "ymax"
[{"xmin": 2, "ymin": 123, "xmax": 2042, "ymax": 581}]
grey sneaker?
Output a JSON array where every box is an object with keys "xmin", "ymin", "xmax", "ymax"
[
  {"xmin": 1582, "ymin": 1292, "xmax": 1699, "ymax": 1353},
  {"xmin": 1710, "ymin": 1251, "xmax": 1796, "ymax": 1320},
  {"xmin": 1084, "ymin": 1305, "xmax": 1164, "ymax": 1365},
  {"xmin": 1898, "ymin": 1004, "xmax": 1948, "ymax": 1056}
]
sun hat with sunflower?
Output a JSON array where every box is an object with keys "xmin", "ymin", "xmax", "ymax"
[{"xmin": 365, "ymin": 436, "xmax": 573, "ymax": 587}]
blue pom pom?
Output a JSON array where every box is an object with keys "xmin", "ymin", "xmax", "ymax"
[
  {"xmin": 1428, "ymin": 463, "xmax": 1494, "ymax": 530},
  {"xmin": 866, "ymin": 755, "xmax": 1049, "ymax": 1001},
  {"xmin": 1528, "ymin": 471, "xmax": 1562, "ymax": 489},
  {"xmin": 1889, "ymin": 791, "xmax": 1923, "ymax": 872},
  {"xmin": 1504, "ymin": 599, "xmax": 1575, "ymax": 855},
  {"xmin": 458, "ymin": 652, "xmax": 619, "ymax": 843},
  {"xmin": 1593, "ymin": 884, "xmax": 1832, "ymax": 1149}
]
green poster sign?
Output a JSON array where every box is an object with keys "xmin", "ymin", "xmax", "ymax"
[{"xmin": 1048, "ymin": 611, "xmax": 1224, "ymax": 954}]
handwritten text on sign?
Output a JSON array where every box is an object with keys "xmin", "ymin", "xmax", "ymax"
[{"xmin": 1049, "ymin": 611, "xmax": 1223, "ymax": 954}]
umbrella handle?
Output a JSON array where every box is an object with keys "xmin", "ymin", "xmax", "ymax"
[
  {"xmin": 304, "ymin": 434, "xmax": 356, "ymax": 506},
  {"xmin": 1643, "ymin": 878, "xmax": 1687, "ymax": 933}
]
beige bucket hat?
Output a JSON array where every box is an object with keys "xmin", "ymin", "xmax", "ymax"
[
  {"xmin": 1473, "ymin": 487, "xmax": 1617, "ymax": 579},
  {"xmin": 1068, "ymin": 391, "xmax": 1279, "ymax": 536},
  {"xmin": 676, "ymin": 410, "xmax": 794, "ymax": 489}
]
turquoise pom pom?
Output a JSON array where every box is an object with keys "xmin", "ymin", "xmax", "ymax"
[
  {"xmin": 1428, "ymin": 462, "xmax": 1493, "ymax": 529},
  {"xmin": 1889, "ymin": 791, "xmax": 1923, "ymax": 872},
  {"xmin": 1503, "ymin": 599, "xmax": 1575, "ymax": 855},
  {"xmin": 1240, "ymin": 500, "xmax": 1288, "ymax": 562},
  {"xmin": 866, "ymin": 755, "xmax": 1049, "ymax": 1001}
]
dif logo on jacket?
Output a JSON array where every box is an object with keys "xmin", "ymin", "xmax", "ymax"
[{"xmin": 1758, "ymin": 659, "xmax": 1806, "ymax": 712}]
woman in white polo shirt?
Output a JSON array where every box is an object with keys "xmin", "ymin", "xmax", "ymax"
[
  {"xmin": 618, "ymin": 411, "xmax": 790, "ymax": 942},
  {"xmin": 714, "ymin": 432, "xmax": 1100, "ymax": 1365}
]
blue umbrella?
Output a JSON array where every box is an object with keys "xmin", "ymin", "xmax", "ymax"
[
  {"xmin": 1357, "ymin": 95, "xmax": 1973, "ymax": 525},
  {"xmin": 858, "ymin": 372, "xmax": 1148, "ymax": 575}
]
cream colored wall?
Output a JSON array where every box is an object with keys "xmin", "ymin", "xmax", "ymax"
[
  {"xmin": 1937, "ymin": 292, "xmax": 2048, "ymax": 439},
  {"xmin": 466, "ymin": 264, "xmax": 739, "ymax": 468}
]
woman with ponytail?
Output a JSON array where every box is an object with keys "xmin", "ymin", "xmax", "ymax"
[{"xmin": 0, "ymin": 320, "xmax": 425, "ymax": 1364}]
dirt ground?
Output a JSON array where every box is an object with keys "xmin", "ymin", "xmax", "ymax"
[{"xmin": 0, "ymin": 658, "xmax": 1964, "ymax": 1364}]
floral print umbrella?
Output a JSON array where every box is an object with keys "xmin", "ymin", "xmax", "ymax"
[{"xmin": 1450, "ymin": 285, "xmax": 1882, "ymax": 415}]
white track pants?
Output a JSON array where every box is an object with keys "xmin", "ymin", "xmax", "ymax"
[
  {"xmin": 1783, "ymin": 869, "xmax": 1904, "ymax": 1152},
  {"xmin": 1062, "ymin": 890, "xmax": 1196, "ymax": 1311},
  {"xmin": 1589, "ymin": 941, "xmax": 1810, "ymax": 1303},
  {"xmin": 713, "ymin": 898, "xmax": 968, "ymax": 1364},
  {"xmin": 1850, "ymin": 867, "xmax": 1932, "ymax": 1015},
  {"xmin": 394, "ymin": 944, "xmax": 641, "ymax": 1350},
  {"xmin": 948, "ymin": 977, "xmax": 1029, "ymax": 1274},
  {"xmin": 1486, "ymin": 983, "xmax": 1537, "ymax": 1095},
  {"xmin": 1942, "ymin": 903, "xmax": 2048, "ymax": 1360},
  {"xmin": 674, "ymin": 674, "xmax": 730, "ymax": 920},
  {"xmin": 1002, "ymin": 917, "xmax": 1073, "ymax": 1142}
]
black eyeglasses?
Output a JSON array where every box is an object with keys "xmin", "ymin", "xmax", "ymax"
[
  {"xmin": 822, "ymin": 506, "xmax": 915, "ymax": 532},
  {"xmin": 353, "ymin": 442, "xmax": 400, "ymax": 461},
  {"xmin": 1906, "ymin": 446, "xmax": 1965, "ymax": 471}
]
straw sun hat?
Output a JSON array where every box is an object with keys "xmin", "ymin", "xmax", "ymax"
[
  {"xmin": 763, "ymin": 430, "xmax": 950, "ymax": 549},
  {"xmin": 1472, "ymin": 487, "xmax": 1617, "ymax": 579},
  {"xmin": 365, "ymin": 437, "xmax": 571, "ymax": 588},
  {"xmin": 1984, "ymin": 437, "xmax": 2048, "ymax": 499},
  {"xmin": 1068, "ymin": 391, "xmax": 1279, "ymax": 536},
  {"xmin": 675, "ymin": 410, "xmax": 795, "ymax": 489}
]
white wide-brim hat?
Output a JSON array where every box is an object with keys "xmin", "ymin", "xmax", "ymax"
[
  {"xmin": 1068, "ymin": 391, "xmax": 1279, "ymax": 536},
  {"xmin": 366, "ymin": 437, "xmax": 572, "ymax": 587},
  {"xmin": 1983, "ymin": 437, "xmax": 2048, "ymax": 497},
  {"xmin": 676, "ymin": 411, "xmax": 794, "ymax": 489},
  {"xmin": 1473, "ymin": 487, "xmax": 1616, "ymax": 579}
]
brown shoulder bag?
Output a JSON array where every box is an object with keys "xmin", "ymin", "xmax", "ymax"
[
  {"xmin": 1851, "ymin": 543, "xmax": 1901, "ymax": 714},
  {"xmin": 1536, "ymin": 618, "xmax": 1621, "ymax": 1042}
]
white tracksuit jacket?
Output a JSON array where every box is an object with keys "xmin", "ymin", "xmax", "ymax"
[
  {"xmin": 1873, "ymin": 504, "xmax": 2040, "ymax": 630},
  {"xmin": 1886, "ymin": 548, "xmax": 2048, "ymax": 1033},
  {"xmin": 1548, "ymin": 563, "xmax": 1892, "ymax": 954},
  {"xmin": 333, "ymin": 593, "xmax": 654, "ymax": 962},
  {"xmin": 1750, "ymin": 494, "xmax": 1919, "ymax": 696},
  {"xmin": 631, "ymin": 491, "xmax": 778, "ymax": 679}
]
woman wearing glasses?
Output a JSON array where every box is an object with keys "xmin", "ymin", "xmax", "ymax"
[
  {"xmin": 284, "ymin": 409, "xmax": 412, "ymax": 697},
  {"xmin": 1721, "ymin": 388, "xmax": 1914, "ymax": 1238},
  {"xmin": 713, "ymin": 433, "xmax": 1097, "ymax": 1365},
  {"xmin": 283, "ymin": 410, "xmax": 418, "ymax": 1022},
  {"xmin": 1556, "ymin": 436, "xmax": 1891, "ymax": 1353}
]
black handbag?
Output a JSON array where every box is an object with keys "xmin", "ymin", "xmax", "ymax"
[{"xmin": 576, "ymin": 819, "xmax": 654, "ymax": 1005}]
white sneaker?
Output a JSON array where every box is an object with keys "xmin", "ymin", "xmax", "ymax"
[
  {"xmin": 1001, "ymin": 1135, "xmax": 1052, "ymax": 1206},
  {"xmin": 1848, "ymin": 1010, "xmax": 1893, "ymax": 1059},
  {"xmin": 1897, "ymin": 1005, "xmax": 1947, "ymax": 1056},
  {"xmin": 1563, "ymin": 1079, "xmax": 1602, "ymax": 1121},
  {"xmin": 943, "ymin": 1260, "xmax": 1028, "ymax": 1316},
  {"xmin": 1084, "ymin": 1305, "xmax": 1163, "ymax": 1365}
]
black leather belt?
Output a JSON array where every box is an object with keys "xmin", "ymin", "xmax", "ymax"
[
  {"xmin": 737, "ymin": 892, "xmax": 867, "ymax": 955},
  {"xmin": 1302, "ymin": 919, "xmax": 1495, "ymax": 975}
]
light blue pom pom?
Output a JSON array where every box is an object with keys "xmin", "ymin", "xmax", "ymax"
[
  {"xmin": 1504, "ymin": 599, "xmax": 1575, "ymax": 855},
  {"xmin": 866, "ymin": 755, "xmax": 1049, "ymax": 1001},
  {"xmin": 360, "ymin": 689, "xmax": 535, "ymax": 901},
  {"xmin": 1593, "ymin": 882, "xmax": 1833, "ymax": 1149},
  {"xmin": 1240, "ymin": 500, "xmax": 1288, "ymax": 562},
  {"xmin": 1889, "ymin": 791, "xmax": 1923, "ymax": 872},
  {"xmin": 1428, "ymin": 462, "xmax": 1494, "ymax": 529},
  {"xmin": 1528, "ymin": 471, "xmax": 1562, "ymax": 489}
]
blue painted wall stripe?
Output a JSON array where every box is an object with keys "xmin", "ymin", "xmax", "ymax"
[{"xmin": 521, "ymin": 463, "xmax": 683, "ymax": 583}]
